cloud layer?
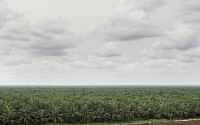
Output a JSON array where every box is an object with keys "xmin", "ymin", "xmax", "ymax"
[{"xmin": 0, "ymin": 0, "xmax": 200, "ymax": 85}]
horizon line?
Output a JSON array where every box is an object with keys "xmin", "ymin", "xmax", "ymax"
[{"xmin": 0, "ymin": 84, "xmax": 200, "ymax": 86}]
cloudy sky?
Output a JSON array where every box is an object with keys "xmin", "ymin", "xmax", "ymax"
[{"xmin": 0, "ymin": 0, "xmax": 200, "ymax": 85}]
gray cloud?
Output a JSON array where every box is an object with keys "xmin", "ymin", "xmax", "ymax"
[
  {"xmin": 0, "ymin": 16, "xmax": 77, "ymax": 58},
  {"xmin": 0, "ymin": 1, "xmax": 23, "ymax": 28},
  {"xmin": 31, "ymin": 49, "xmax": 67, "ymax": 57},
  {"xmin": 92, "ymin": 0, "xmax": 162, "ymax": 41},
  {"xmin": 3, "ymin": 56, "xmax": 32, "ymax": 66},
  {"xmin": 181, "ymin": 0, "xmax": 200, "ymax": 12},
  {"xmin": 182, "ymin": 47, "xmax": 200, "ymax": 58},
  {"xmin": 144, "ymin": 22, "xmax": 198, "ymax": 60},
  {"xmin": 180, "ymin": 0, "xmax": 200, "ymax": 23},
  {"xmin": 142, "ymin": 22, "xmax": 199, "ymax": 68},
  {"xmin": 37, "ymin": 17, "xmax": 72, "ymax": 35}
]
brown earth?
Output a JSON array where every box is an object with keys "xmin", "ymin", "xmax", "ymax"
[{"xmin": 121, "ymin": 120, "xmax": 200, "ymax": 125}]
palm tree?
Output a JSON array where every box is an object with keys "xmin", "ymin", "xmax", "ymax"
[
  {"xmin": 0, "ymin": 106, "xmax": 20, "ymax": 125},
  {"xmin": 48, "ymin": 107, "xmax": 63, "ymax": 124},
  {"xmin": 33, "ymin": 109, "xmax": 48, "ymax": 124},
  {"xmin": 64, "ymin": 104, "xmax": 78, "ymax": 123},
  {"xmin": 93, "ymin": 108, "xmax": 106, "ymax": 122},
  {"xmin": 17, "ymin": 107, "xmax": 33, "ymax": 125},
  {"xmin": 121, "ymin": 110, "xmax": 134, "ymax": 121}
]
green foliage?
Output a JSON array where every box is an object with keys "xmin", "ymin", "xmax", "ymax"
[{"xmin": 0, "ymin": 86, "xmax": 200, "ymax": 124}]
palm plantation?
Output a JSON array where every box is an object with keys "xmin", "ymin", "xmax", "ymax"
[{"xmin": 0, "ymin": 86, "xmax": 200, "ymax": 124}]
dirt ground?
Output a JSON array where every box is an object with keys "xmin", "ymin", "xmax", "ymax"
[{"xmin": 122, "ymin": 120, "xmax": 200, "ymax": 125}]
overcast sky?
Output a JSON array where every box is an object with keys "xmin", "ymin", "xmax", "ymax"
[{"xmin": 0, "ymin": 0, "xmax": 200, "ymax": 85}]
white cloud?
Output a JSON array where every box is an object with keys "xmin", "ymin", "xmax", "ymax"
[
  {"xmin": 158, "ymin": 23, "xmax": 197, "ymax": 51},
  {"xmin": 72, "ymin": 42, "xmax": 127, "ymax": 70},
  {"xmin": 143, "ymin": 22, "xmax": 198, "ymax": 61},
  {"xmin": 72, "ymin": 55, "xmax": 120, "ymax": 70},
  {"xmin": 94, "ymin": 42, "xmax": 121, "ymax": 57},
  {"xmin": 164, "ymin": 22, "xmax": 197, "ymax": 50}
]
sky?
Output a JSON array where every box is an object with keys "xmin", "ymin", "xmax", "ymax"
[{"xmin": 0, "ymin": 0, "xmax": 200, "ymax": 85}]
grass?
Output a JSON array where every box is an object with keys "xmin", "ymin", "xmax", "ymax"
[
  {"xmin": 44, "ymin": 118, "xmax": 200, "ymax": 125},
  {"xmin": 44, "ymin": 119, "xmax": 169, "ymax": 125}
]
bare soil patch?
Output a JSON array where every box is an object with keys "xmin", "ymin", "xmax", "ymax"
[{"xmin": 122, "ymin": 119, "xmax": 200, "ymax": 125}]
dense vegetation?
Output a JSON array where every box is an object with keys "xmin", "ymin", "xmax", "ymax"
[{"xmin": 0, "ymin": 86, "xmax": 200, "ymax": 124}]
